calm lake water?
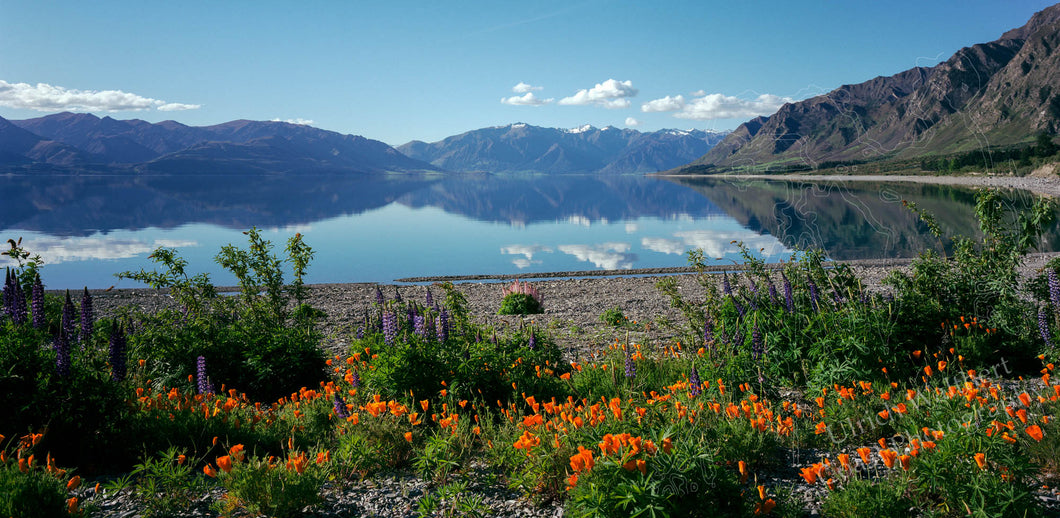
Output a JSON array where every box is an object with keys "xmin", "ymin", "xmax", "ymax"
[{"xmin": 1, "ymin": 174, "xmax": 1057, "ymax": 290}]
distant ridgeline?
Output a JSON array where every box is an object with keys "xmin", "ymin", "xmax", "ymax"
[
  {"xmin": 396, "ymin": 124, "xmax": 728, "ymax": 174},
  {"xmin": 0, "ymin": 113, "xmax": 728, "ymax": 175},
  {"xmin": 671, "ymin": 4, "xmax": 1060, "ymax": 175}
]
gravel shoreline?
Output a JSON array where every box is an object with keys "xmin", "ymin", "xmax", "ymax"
[
  {"xmin": 94, "ymin": 253, "xmax": 1060, "ymax": 358},
  {"xmin": 704, "ymin": 168, "xmax": 1060, "ymax": 197}
]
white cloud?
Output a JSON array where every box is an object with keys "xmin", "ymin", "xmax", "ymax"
[
  {"xmin": 558, "ymin": 79, "xmax": 637, "ymax": 109},
  {"xmin": 624, "ymin": 223, "xmax": 639, "ymax": 234},
  {"xmin": 512, "ymin": 82, "xmax": 543, "ymax": 93},
  {"xmin": 501, "ymin": 92, "xmax": 553, "ymax": 106},
  {"xmin": 157, "ymin": 102, "xmax": 202, "ymax": 111},
  {"xmin": 641, "ymin": 237, "xmax": 686, "ymax": 255},
  {"xmin": 0, "ymin": 79, "xmax": 200, "ymax": 112},
  {"xmin": 558, "ymin": 242, "xmax": 635, "ymax": 270},
  {"xmin": 641, "ymin": 95, "xmax": 686, "ymax": 113},
  {"xmin": 673, "ymin": 93, "xmax": 793, "ymax": 120},
  {"xmin": 270, "ymin": 118, "xmax": 315, "ymax": 126},
  {"xmin": 691, "ymin": 90, "xmax": 707, "ymax": 96},
  {"xmin": 624, "ymin": 117, "xmax": 641, "ymax": 127}
]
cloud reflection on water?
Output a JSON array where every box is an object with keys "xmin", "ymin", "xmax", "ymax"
[
  {"xmin": 558, "ymin": 242, "xmax": 636, "ymax": 269},
  {"xmin": 0, "ymin": 236, "xmax": 199, "ymax": 266}
]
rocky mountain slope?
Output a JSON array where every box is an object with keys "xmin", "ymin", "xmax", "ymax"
[{"xmin": 682, "ymin": 3, "xmax": 1060, "ymax": 172}]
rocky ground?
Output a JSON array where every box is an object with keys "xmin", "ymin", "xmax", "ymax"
[{"xmin": 94, "ymin": 252, "xmax": 1060, "ymax": 360}]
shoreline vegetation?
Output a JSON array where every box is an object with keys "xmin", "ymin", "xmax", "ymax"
[{"xmin": 5, "ymin": 175, "xmax": 1060, "ymax": 517}]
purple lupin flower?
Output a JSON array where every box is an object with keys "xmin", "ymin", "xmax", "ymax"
[
  {"xmin": 12, "ymin": 279, "xmax": 27, "ymax": 325},
  {"xmin": 425, "ymin": 288, "xmax": 433, "ymax": 307},
  {"xmin": 437, "ymin": 308, "xmax": 449, "ymax": 343},
  {"xmin": 751, "ymin": 324, "xmax": 765, "ymax": 361},
  {"xmin": 382, "ymin": 311, "xmax": 397, "ymax": 347},
  {"xmin": 196, "ymin": 355, "xmax": 212, "ymax": 395},
  {"xmin": 356, "ymin": 326, "xmax": 365, "ymax": 340},
  {"xmin": 783, "ymin": 274, "xmax": 793, "ymax": 313},
  {"xmin": 374, "ymin": 286, "xmax": 385, "ymax": 304},
  {"xmin": 689, "ymin": 365, "xmax": 702, "ymax": 396},
  {"xmin": 333, "ymin": 394, "xmax": 349, "ymax": 419},
  {"xmin": 722, "ymin": 272, "xmax": 732, "ymax": 296},
  {"xmin": 109, "ymin": 321, "xmax": 127, "ymax": 382},
  {"xmin": 80, "ymin": 287, "xmax": 93, "ymax": 345},
  {"xmin": 703, "ymin": 314, "xmax": 714, "ymax": 346},
  {"xmin": 808, "ymin": 280, "xmax": 820, "ymax": 312},
  {"xmin": 528, "ymin": 328, "xmax": 536, "ymax": 350},
  {"xmin": 31, "ymin": 274, "xmax": 45, "ymax": 329},
  {"xmin": 733, "ymin": 297, "xmax": 745, "ymax": 318},
  {"xmin": 60, "ymin": 290, "xmax": 77, "ymax": 344},
  {"xmin": 393, "ymin": 288, "xmax": 402, "ymax": 303},
  {"xmin": 1049, "ymin": 270, "xmax": 1060, "ymax": 309},
  {"xmin": 349, "ymin": 367, "xmax": 360, "ymax": 388},
  {"xmin": 55, "ymin": 328, "xmax": 71, "ymax": 377},
  {"xmin": 2, "ymin": 268, "xmax": 12, "ymax": 319},
  {"xmin": 767, "ymin": 279, "xmax": 778, "ymax": 306},
  {"xmin": 1039, "ymin": 307, "xmax": 1053, "ymax": 349},
  {"xmin": 624, "ymin": 347, "xmax": 636, "ymax": 378},
  {"xmin": 414, "ymin": 315, "xmax": 427, "ymax": 340}
]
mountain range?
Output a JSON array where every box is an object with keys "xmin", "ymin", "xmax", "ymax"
[
  {"xmin": 0, "ymin": 113, "xmax": 727, "ymax": 175},
  {"xmin": 397, "ymin": 124, "xmax": 728, "ymax": 174},
  {"xmin": 0, "ymin": 112, "xmax": 439, "ymax": 174},
  {"xmin": 680, "ymin": 3, "xmax": 1060, "ymax": 173}
]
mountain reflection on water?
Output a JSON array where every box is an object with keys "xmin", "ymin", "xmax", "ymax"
[
  {"xmin": 666, "ymin": 176, "xmax": 1060, "ymax": 260},
  {"xmin": 0, "ymin": 173, "xmax": 1056, "ymax": 288}
]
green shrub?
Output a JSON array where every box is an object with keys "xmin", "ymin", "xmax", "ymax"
[
  {"xmin": 498, "ymin": 293, "xmax": 543, "ymax": 315},
  {"xmin": 599, "ymin": 306, "xmax": 628, "ymax": 327},
  {"xmin": 210, "ymin": 446, "xmax": 327, "ymax": 518},
  {"xmin": 116, "ymin": 447, "xmax": 205, "ymax": 518},
  {"xmin": 821, "ymin": 477, "xmax": 915, "ymax": 518},
  {"xmin": 118, "ymin": 229, "xmax": 326, "ymax": 403}
]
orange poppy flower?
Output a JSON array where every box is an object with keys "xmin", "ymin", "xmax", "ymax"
[
  {"xmin": 66, "ymin": 475, "xmax": 81, "ymax": 490},
  {"xmin": 216, "ymin": 455, "xmax": 233, "ymax": 473},
  {"xmin": 1026, "ymin": 425, "xmax": 1044, "ymax": 442},
  {"xmin": 203, "ymin": 464, "xmax": 217, "ymax": 478},
  {"xmin": 799, "ymin": 466, "xmax": 818, "ymax": 484},
  {"xmin": 879, "ymin": 449, "xmax": 897, "ymax": 469},
  {"xmin": 974, "ymin": 453, "xmax": 986, "ymax": 470}
]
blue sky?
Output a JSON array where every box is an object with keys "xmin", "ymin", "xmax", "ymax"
[{"xmin": 1, "ymin": 1, "xmax": 1056, "ymax": 146}]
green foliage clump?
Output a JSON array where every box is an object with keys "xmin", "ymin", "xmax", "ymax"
[
  {"xmin": 498, "ymin": 279, "xmax": 544, "ymax": 315},
  {"xmin": 117, "ymin": 228, "xmax": 326, "ymax": 402},
  {"xmin": 498, "ymin": 293, "xmax": 543, "ymax": 315},
  {"xmin": 211, "ymin": 447, "xmax": 327, "ymax": 518},
  {"xmin": 599, "ymin": 306, "xmax": 628, "ymax": 327},
  {"xmin": 886, "ymin": 189, "xmax": 1054, "ymax": 369},
  {"xmin": 0, "ymin": 451, "xmax": 68, "ymax": 518},
  {"xmin": 111, "ymin": 447, "xmax": 205, "ymax": 518},
  {"xmin": 821, "ymin": 477, "xmax": 916, "ymax": 518}
]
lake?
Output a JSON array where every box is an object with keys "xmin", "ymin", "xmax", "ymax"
[{"xmin": 1, "ymin": 173, "xmax": 1057, "ymax": 290}]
